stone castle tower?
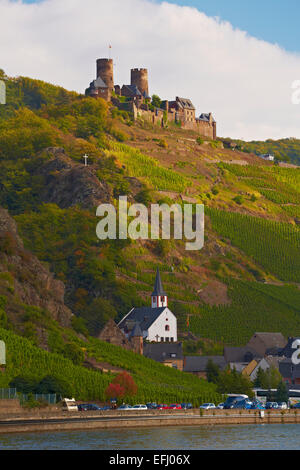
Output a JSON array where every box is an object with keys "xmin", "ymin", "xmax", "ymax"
[
  {"xmin": 96, "ymin": 58, "xmax": 114, "ymax": 91},
  {"xmin": 131, "ymin": 68, "xmax": 149, "ymax": 97}
]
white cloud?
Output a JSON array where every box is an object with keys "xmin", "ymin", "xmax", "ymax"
[{"xmin": 1, "ymin": 0, "xmax": 300, "ymax": 140}]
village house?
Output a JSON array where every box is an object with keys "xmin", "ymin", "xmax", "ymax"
[{"xmin": 144, "ymin": 342, "xmax": 183, "ymax": 370}]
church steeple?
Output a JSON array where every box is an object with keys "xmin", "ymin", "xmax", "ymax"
[{"xmin": 151, "ymin": 268, "xmax": 168, "ymax": 308}]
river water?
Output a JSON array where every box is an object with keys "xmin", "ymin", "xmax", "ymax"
[{"xmin": 0, "ymin": 424, "xmax": 300, "ymax": 450}]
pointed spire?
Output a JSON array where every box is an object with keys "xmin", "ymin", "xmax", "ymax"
[
  {"xmin": 130, "ymin": 322, "xmax": 143, "ymax": 338},
  {"xmin": 151, "ymin": 268, "xmax": 167, "ymax": 296}
]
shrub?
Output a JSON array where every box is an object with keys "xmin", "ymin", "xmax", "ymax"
[
  {"xmin": 232, "ymin": 195, "xmax": 244, "ymax": 205},
  {"xmin": 196, "ymin": 137, "xmax": 204, "ymax": 145}
]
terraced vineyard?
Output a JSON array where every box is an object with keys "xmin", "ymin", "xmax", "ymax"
[
  {"xmin": 0, "ymin": 328, "xmax": 220, "ymax": 405},
  {"xmin": 207, "ymin": 207, "xmax": 300, "ymax": 282},
  {"xmin": 188, "ymin": 280, "xmax": 300, "ymax": 345}
]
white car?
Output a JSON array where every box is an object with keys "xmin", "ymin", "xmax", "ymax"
[
  {"xmin": 132, "ymin": 404, "xmax": 148, "ymax": 410},
  {"xmin": 199, "ymin": 403, "xmax": 216, "ymax": 409},
  {"xmin": 277, "ymin": 402, "xmax": 288, "ymax": 409},
  {"xmin": 118, "ymin": 404, "xmax": 133, "ymax": 410},
  {"xmin": 216, "ymin": 403, "xmax": 225, "ymax": 409}
]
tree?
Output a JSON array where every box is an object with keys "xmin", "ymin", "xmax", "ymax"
[
  {"xmin": 105, "ymin": 383, "xmax": 125, "ymax": 401},
  {"xmin": 151, "ymin": 94, "xmax": 162, "ymax": 109},
  {"xmin": 9, "ymin": 375, "xmax": 38, "ymax": 393},
  {"xmin": 35, "ymin": 375, "xmax": 72, "ymax": 398},
  {"xmin": 276, "ymin": 380, "xmax": 288, "ymax": 403},
  {"xmin": 206, "ymin": 359, "xmax": 220, "ymax": 383},
  {"xmin": 112, "ymin": 372, "xmax": 138, "ymax": 398}
]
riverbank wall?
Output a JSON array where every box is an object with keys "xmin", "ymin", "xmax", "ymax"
[{"xmin": 0, "ymin": 409, "xmax": 300, "ymax": 434}]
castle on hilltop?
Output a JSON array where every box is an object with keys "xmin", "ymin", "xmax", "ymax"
[{"xmin": 85, "ymin": 58, "xmax": 216, "ymax": 139}]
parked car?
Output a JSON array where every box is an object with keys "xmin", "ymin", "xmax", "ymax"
[
  {"xmin": 78, "ymin": 403, "xmax": 101, "ymax": 411},
  {"xmin": 291, "ymin": 402, "xmax": 300, "ymax": 409},
  {"xmin": 168, "ymin": 404, "xmax": 182, "ymax": 410},
  {"xmin": 118, "ymin": 404, "xmax": 133, "ymax": 410},
  {"xmin": 199, "ymin": 403, "xmax": 216, "ymax": 409},
  {"xmin": 232, "ymin": 399, "xmax": 253, "ymax": 410},
  {"xmin": 181, "ymin": 403, "xmax": 193, "ymax": 410},
  {"xmin": 265, "ymin": 402, "xmax": 278, "ymax": 409},
  {"xmin": 277, "ymin": 402, "xmax": 288, "ymax": 410},
  {"xmin": 223, "ymin": 395, "xmax": 249, "ymax": 409},
  {"xmin": 157, "ymin": 404, "xmax": 169, "ymax": 410},
  {"xmin": 216, "ymin": 403, "xmax": 225, "ymax": 409},
  {"xmin": 250, "ymin": 400, "xmax": 265, "ymax": 410},
  {"xmin": 132, "ymin": 404, "xmax": 148, "ymax": 410},
  {"xmin": 99, "ymin": 405, "xmax": 111, "ymax": 411},
  {"xmin": 146, "ymin": 403, "xmax": 158, "ymax": 409}
]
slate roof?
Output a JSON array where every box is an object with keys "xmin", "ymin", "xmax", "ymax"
[
  {"xmin": 279, "ymin": 359, "xmax": 300, "ymax": 380},
  {"xmin": 123, "ymin": 84, "xmax": 142, "ymax": 96},
  {"xmin": 144, "ymin": 342, "xmax": 183, "ymax": 362},
  {"xmin": 118, "ymin": 306, "xmax": 167, "ymax": 331},
  {"xmin": 152, "ymin": 268, "xmax": 167, "ymax": 296},
  {"xmin": 247, "ymin": 332, "xmax": 286, "ymax": 355},
  {"xmin": 183, "ymin": 356, "xmax": 226, "ymax": 373},
  {"xmin": 129, "ymin": 322, "xmax": 143, "ymax": 338},
  {"xmin": 92, "ymin": 76, "xmax": 108, "ymax": 88},
  {"xmin": 176, "ymin": 97, "xmax": 195, "ymax": 110},
  {"xmin": 277, "ymin": 337, "xmax": 300, "ymax": 359},
  {"xmin": 197, "ymin": 113, "xmax": 216, "ymax": 123},
  {"xmin": 223, "ymin": 346, "xmax": 260, "ymax": 363}
]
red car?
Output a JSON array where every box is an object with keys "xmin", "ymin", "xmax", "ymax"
[
  {"xmin": 168, "ymin": 404, "xmax": 182, "ymax": 410},
  {"xmin": 157, "ymin": 404, "xmax": 169, "ymax": 410}
]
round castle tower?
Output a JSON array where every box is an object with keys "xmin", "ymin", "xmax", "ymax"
[
  {"xmin": 96, "ymin": 58, "xmax": 114, "ymax": 91},
  {"xmin": 131, "ymin": 68, "xmax": 149, "ymax": 97}
]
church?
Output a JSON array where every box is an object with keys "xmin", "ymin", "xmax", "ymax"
[{"xmin": 118, "ymin": 268, "xmax": 177, "ymax": 343}]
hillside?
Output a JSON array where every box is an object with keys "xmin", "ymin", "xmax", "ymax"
[
  {"xmin": 220, "ymin": 136, "xmax": 300, "ymax": 166},
  {"xmin": 0, "ymin": 71, "xmax": 299, "ymax": 357}
]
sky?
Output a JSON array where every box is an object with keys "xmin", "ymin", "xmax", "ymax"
[{"xmin": 1, "ymin": 0, "xmax": 300, "ymax": 140}]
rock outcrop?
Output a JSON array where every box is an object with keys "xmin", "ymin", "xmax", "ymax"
[
  {"xmin": 0, "ymin": 206, "xmax": 72, "ymax": 327},
  {"xmin": 35, "ymin": 147, "xmax": 112, "ymax": 209}
]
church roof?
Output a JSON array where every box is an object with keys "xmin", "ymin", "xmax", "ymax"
[
  {"xmin": 119, "ymin": 306, "xmax": 167, "ymax": 331},
  {"xmin": 152, "ymin": 268, "xmax": 167, "ymax": 296}
]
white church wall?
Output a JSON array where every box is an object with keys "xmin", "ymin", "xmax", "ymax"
[{"xmin": 147, "ymin": 308, "xmax": 177, "ymax": 342}]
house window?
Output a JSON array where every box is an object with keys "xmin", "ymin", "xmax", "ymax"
[
  {"xmin": 161, "ymin": 296, "xmax": 165, "ymax": 303},
  {"xmin": 165, "ymin": 337, "xmax": 169, "ymax": 342},
  {"xmin": 161, "ymin": 337, "xmax": 164, "ymax": 342},
  {"xmin": 171, "ymin": 353, "xmax": 176, "ymax": 358},
  {"xmin": 165, "ymin": 325, "xmax": 170, "ymax": 331},
  {"xmin": 170, "ymin": 337, "xmax": 174, "ymax": 342}
]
